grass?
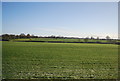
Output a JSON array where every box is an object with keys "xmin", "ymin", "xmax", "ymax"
[
  {"xmin": 2, "ymin": 41, "xmax": 118, "ymax": 79},
  {"xmin": 12, "ymin": 38, "xmax": 109, "ymax": 43},
  {"xmin": 0, "ymin": 41, "xmax": 2, "ymax": 80}
]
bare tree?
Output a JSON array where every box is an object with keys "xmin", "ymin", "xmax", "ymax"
[
  {"xmin": 91, "ymin": 36, "xmax": 94, "ymax": 39},
  {"xmin": 97, "ymin": 37, "xmax": 99, "ymax": 40},
  {"xmin": 106, "ymin": 36, "xmax": 110, "ymax": 40}
]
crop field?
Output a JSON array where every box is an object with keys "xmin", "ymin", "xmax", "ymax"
[
  {"xmin": 2, "ymin": 41, "xmax": 118, "ymax": 79},
  {"xmin": 13, "ymin": 38, "xmax": 108, "ymax": 43}
]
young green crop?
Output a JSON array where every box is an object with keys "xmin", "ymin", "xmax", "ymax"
[
  {"xmin": 2, "ymin": 41, "xmax": 118, "ymax": 79},
  {"xmin": 12, "ymin": 38, "xmax": 109, "ymax": 43}
]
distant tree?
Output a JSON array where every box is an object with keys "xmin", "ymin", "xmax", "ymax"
[
  {"xmin": 19, "ymin": 33, "xmax": 26, "ymax": 38},
  {"xmin": 96, "ymin": 37, "xmax": 101, "ymax": 43},
  {"xmin": 106, "ymin": 36, "xmax": 111, "ymax": 43},
  {"xmin": 20, "ymin": 33, "xmax": 25, "ymax": 36},
  {"xmin": 16, "ymin": 35, "xmax": 19, "ymax": 39},
  {"xmin": 34, "ymin": 36, "xmax": 38, "ymax": 38},
  {"xmin": 106, "ymin": 36, "xmax": 110, "ymax": 40},
  {"xmin": 2, "ymin": 34, "xmax": 15, "ymax": 41},
  {"xmin": 27, "ymin": 34, "xmax": 31, "ymax": 38},
  {"xmin": 97, "ymin": 37, "xmax": 99, "ymax": 40},
  {"xmin": 9, "ymin": 34, "xmax": 15, "ymax": 39},
  {"xmin": 31, "ymin": 34, "xmax": 34, "ymax": 38},
  {"xmin": 50, "ymin": 35, "xmax": 55, "ymax": 38},
  {"xmin": 91, "ymin": 36, "xmax": 94, "ymax": 39},
  {"xmin": 2, "ymin": 34, "xmax": 10, "ymax": 41}
]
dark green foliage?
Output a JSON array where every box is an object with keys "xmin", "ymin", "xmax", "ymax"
[{"xmin": 2, "ymin": 34, "xmax": 15, "ymax": 41}]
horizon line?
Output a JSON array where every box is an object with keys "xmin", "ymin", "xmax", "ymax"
[{"xmin": 1, "ymin": 33, "xmax": 119, "ymax": 39}]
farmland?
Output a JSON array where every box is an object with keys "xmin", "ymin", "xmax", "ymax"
[
  {"xmin": 2, "ymin": 41, "xmax": 118, "ymax": 79},
  {"xmin": 12, "ymin": 38, "xmax": 110, "ymax": 43}
]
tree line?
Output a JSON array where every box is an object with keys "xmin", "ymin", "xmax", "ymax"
[
  {"xmin": 1, "ymin": 33, "xmax": 69, "ymax": 41},
  {"xmin": 1, "ymin": 33, "xmax": 119, "ymax": 44},
  {"xmin": 1, "ymin": 33, "xmax": 39, "ymax": 41}
]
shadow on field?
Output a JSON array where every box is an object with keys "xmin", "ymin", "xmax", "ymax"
[{"xmin": 16, "ymin": 41, "xmax": 120, "ymax": 45}]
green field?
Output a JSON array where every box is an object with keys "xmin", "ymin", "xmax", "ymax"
[
  {"xmin": 12, "ymin": 38, "xmax": 109, "ymax": 43},
  {"xmin": 2, "ymin": 41, "xmax": 118, "ymax": 79}
]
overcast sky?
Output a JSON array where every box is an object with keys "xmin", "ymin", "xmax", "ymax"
[{"xmin": 2, "ymin": 2, "xmax": 118, "ymax": 39}]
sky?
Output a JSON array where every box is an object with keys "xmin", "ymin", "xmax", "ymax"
[
  {"xmin": 0, "ymin": 2, "xmax": 2, "ymax": 35},
  {"xmin": 2, "ymin": 2, "xmax": 118, "ymax": 39},
  {"xmin": 2, "ymin": 0, "xmax": 119, "ymax": 2}
]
